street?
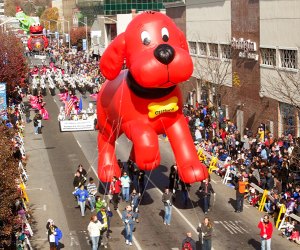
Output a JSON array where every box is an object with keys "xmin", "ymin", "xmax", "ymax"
[{"xmin": 24, "ymin": 89, "xmax": 299, "ymax": 250}]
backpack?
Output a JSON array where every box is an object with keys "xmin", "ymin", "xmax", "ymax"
[{"xmin": 182, "ymin": 240, "xmax": 192, "ymax": 250}]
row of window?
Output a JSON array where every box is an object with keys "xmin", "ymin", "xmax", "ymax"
[
  {"xmin": 188, "ymin": 42, "xmax": 232, "ymax": 60},
  {"xmin": 188, "ymin": 41, "xmax": 298, "ymax": 69},
  {"xmin": 261, "ymin": 48, "xmax": 297, "ymax": 69}
]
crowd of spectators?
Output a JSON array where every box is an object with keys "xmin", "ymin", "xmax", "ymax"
[
  {"xmin": 184, "ymin": 102, "xmax": 300, "ymax": 245},
  {"xmin": 0, "ymin": 88, "xmax": 34, "ymax": 249}
]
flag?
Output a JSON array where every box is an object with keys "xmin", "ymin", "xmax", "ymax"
[
  {"xmin": 78, "ymin": 97, "xmax": 83, "ymax": 113},
  {"xmin": 65, "ymin": 95, "xmax": 75, "ymax": 116}
]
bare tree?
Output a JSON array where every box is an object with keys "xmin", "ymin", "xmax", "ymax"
[
  {"xmin": 262, "ymin": 68, "xmax": 300, "ymax": 111},
  {"xmin": 192, "ymin": 49, "xmax": 232, "ymax": 110}
]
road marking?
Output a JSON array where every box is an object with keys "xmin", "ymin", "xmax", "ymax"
[
  {"xmin": 76, "ymin": 140, "xmax": 82, "ymax": 148},
  {"xmin": 215, "ymin": 220, "xmax": 248, "ymax": 234},
  {"xmin": 27, "ymin": 187, "xmax": 43, "ymax": 191},
  {"xmin": 223, "ymin": 221, "xmax": 239, "ymax": 234},
  {"xmin": 53, "ymin": 99, "xmax": 57, "ymax": 103},
  {"xmin": 69, "ymin": 231, "xmax": 79, "ymax": 246},
  {"xmin": 90, "ymin": 166, "xmax": 143, "ymax": 250},
  {"xmin": 219, "ymin": 221, "xmax": 234, "ymax": 234},
  {"xmin": 244, "ymin": 204, "xmax": 250, "ymax": 209},
  {"xmin": 35, "ymin": 204, "xmax": 47, "ymax": 211},
  {"xmin": 210, "ymin": 179, "xmax": 217, "ymax": 184}
]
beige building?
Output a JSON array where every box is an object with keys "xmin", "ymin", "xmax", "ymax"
[{"xmin": 183, "ymin": 0, "xmax": 300, "ymax": 137}]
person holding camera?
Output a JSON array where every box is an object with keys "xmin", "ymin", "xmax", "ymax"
[
  {"xmin": 162, "ymin": 187, "xmax": 174, "ymax": 226},
  {"xmin": 258, "ymin": 214, "xmax": 273, "ymax": 250}
]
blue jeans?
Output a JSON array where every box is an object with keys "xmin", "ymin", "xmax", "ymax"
[
  {"xmin": 125, "ymin": 223, "xmax": 134, "ymax": 242},
  {"xmin": 89, "ymin": 196, "xmax": 95, "ymax": 211},
  {"xmin": 236, "ymin": 195, "xmax": 244, "ymax": 212},
  {"xmin": 264, "ymin": 201, "xmax": 272, "ymax": 213},
  {"xmin": 164, "ymin": 205, "xmax": 172, "ymax": 225},
  {"xmin": 122, "ymin": 187, "xmax": 130, "ymax": 202},
  {"xmin": 202, "ymin": 239, "xmax": 212, "ymax": 250},
  {"xmin": 90, "ymin": 236, "xmax": 99, "ymax": 250},
  {"xmin": 34, "ymin": 126, "xmax": 38, "ymax": 134},
  {"xmin": 203, "ymin": 195, "xmax": 211, "ymax": 213},
  {"xmin": 79, "ymin": 201, "xmax": 86, "ymax": 216},
  {"xmin": 261, "ymin": 238, "xmax": 271, "ymax": 250}
]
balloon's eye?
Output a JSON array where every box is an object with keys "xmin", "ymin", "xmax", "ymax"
[
  {"xmin": 141, "ymin": 31, "xmax": 151, "ymax": 46},
  {"xmin": 161, "ymin": 27, "xmax": 169, "ymax": 42}
]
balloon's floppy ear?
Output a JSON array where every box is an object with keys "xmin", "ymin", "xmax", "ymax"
[{"xmin": 99, "ymin": 33, "xmax": 126, "ymax": 80}]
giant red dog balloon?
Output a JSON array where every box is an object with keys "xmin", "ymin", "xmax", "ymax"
[{"xmin": 97, "ymin": 11, "xmax": 208, "ymax": 183}]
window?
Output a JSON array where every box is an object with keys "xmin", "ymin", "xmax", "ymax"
[
  {"xmin": 279, "ymin": 49, "xmax": 297, "ymax": 69},
  {"xmin": 220, "ymin": 44, "xmax": 231, "ymax": 59},
  {"xmin": 198, "ymin": 42, "xmax": 207, "ymax": 56},
  {"xmin": 188, "ymin": 41, "xmax": 197, "ymax": 55},
  {"xmin": 261, "ymin": 48, "xmax": 276, "ymax": 66},
  {"xmin": 209, "ymin": 43, "xmax": 219, "ymax": 58}
]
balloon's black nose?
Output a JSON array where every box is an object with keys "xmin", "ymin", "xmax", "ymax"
[{"xmin": 154, "ymin": 44, "xmax": 175, "ymax": 65}]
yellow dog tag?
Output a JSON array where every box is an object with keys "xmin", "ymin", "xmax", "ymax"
[{"xmin": 148, "ymin": 96, "xmax": 179, "ymax": 119}]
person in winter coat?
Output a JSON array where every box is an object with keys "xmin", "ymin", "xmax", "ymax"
[
  {"xmin": 109, "ymin": 176, "xmax": 122, "ymax": 210},
  {"xmin": 199, "ymin": 178, "xmax": 215, "ymax": 214},
  {"xmin": 258, "ymin": 214, "xmax": 273, "ymax": 250},
  {"xmin": 182, "ymin": 232, "xmax": 196, "ymax": 250},
  {"xmin": 87, "ymin": 215, "xmax": 104, "ymax": 250},
  {"xmin": 197, "ymin": 217, "xmax": 213, "ymax": 250},
  {"xmin": 162, "ymin": 188, "xmax": 174, "ymax": 225},
  {"xmin": 95, "ymin": 196, "xmax": 107, "ymax": 213},
  {"xmin": 130, "ymin": 189, "xmax": 141, "ymax": 223},
  {"xmin": 46, "ymin": 219, "xmax": 63, "ymax": 250},
  {"xmin": 120, "ymin": 172, "xmax": 131, "ymax": 202},
  {"xmin": 97, "ymin": 206, "xmax": 113, "ymax": 245},
  {"xmin": 73, "ymin": 185, "xmax": 89, "ymax": 216},
  {"xmin": 122, "ymin": 205, "xmax": 137, "ymax": 246}
]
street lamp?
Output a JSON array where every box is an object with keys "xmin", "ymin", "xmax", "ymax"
[{"xmin": 59, "ymin": 18, "xmax": 71, "ymax": 50}]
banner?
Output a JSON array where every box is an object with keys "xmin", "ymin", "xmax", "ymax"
[
  {"xmin": 82, "ymin": 39, "xmax": 87, "ymax": 51},
  {"xmin": 60, "ymin": 119, "xmax": 94, "ymax": 132},
  {"xmin": 0, "ymin": 83, "xmax": 7, "ymax": 120},
  {"xmin": 55, "ymin": 31, "xmax": 59, "ymax": 39},
  {"xmin": 65, "ymin": 33, "xmax": 69, "ymax": 43}
]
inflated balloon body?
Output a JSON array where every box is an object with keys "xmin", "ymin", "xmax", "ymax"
[
  {"xmin": 98, "ymin": 11, "xmax": 208, "ymax": 183},
  {"xmin": 27, "ymin": 24, "xmax": 49, "ymax": 52},
  {"xmin": 15, "ymin": 6, "xmax": 36, "ymax": 34}
]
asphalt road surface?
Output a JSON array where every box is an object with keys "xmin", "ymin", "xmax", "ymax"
[{"xmin": 25, "ymin": 69, "xmax": 299, "ymax": 249}]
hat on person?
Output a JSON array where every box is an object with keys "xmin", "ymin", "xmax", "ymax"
[{"xmin": 47, "ymin": 219, "xmax": 54, "ymax": 224}]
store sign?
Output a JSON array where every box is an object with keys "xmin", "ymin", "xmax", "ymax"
[
  {"xmin": 60, "ymin": 120, "xmax": 94, "ymax": 132},
  {"xmin": 0, "ymin": 83, "xmax": 7, "ymax": 120},
  {"xmin": 231, "ymin": 38, "xmax": 258, "ymax": 61}
]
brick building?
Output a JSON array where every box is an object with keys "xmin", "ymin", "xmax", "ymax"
[{"xmin": 166, "ymin": 0, "xmax": 300, "ymax": 137}]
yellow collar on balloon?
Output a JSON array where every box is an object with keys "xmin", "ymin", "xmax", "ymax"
[{"xmin": 148, "ymin": 96, "xmax": 179, "ymax": 119}]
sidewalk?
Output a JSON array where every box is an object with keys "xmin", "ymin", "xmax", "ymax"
[{"xmin": 24, "ymin": 103, "xmax": 76, "ymax": 250}]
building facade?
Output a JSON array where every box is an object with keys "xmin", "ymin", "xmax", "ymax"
[
  {"xmin": 183, "ymin": 0, "xmax": 300, "ymax": 137},
  {"xmin": 104, "ymin": 0, "xmax": 177, "ymax": 15},
  {"xmin": 0, "ymin": 0, "xmax": 4, "ymax": 18}
]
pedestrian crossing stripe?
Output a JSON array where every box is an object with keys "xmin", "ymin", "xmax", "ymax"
[{"xmin": 214, "ymin": 220, "xmax": 249, "ymax": 234}]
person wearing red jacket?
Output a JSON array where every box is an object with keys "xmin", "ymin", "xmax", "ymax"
[
  {"xmin": 109, "ymin": 176, "xmax": 121, "ymax": 210},
  {"xmin": 258, "ymin": 214, "xmax": 273, "ymax": 250}
]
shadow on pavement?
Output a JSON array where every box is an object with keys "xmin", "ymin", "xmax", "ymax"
[
  {"xmin": 228, "ymin": 197, "xmax": 237, "ymax": 211},
  {"xmin": 248, "ymin": 238, "xmax": 261, "ymax": 250}
]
